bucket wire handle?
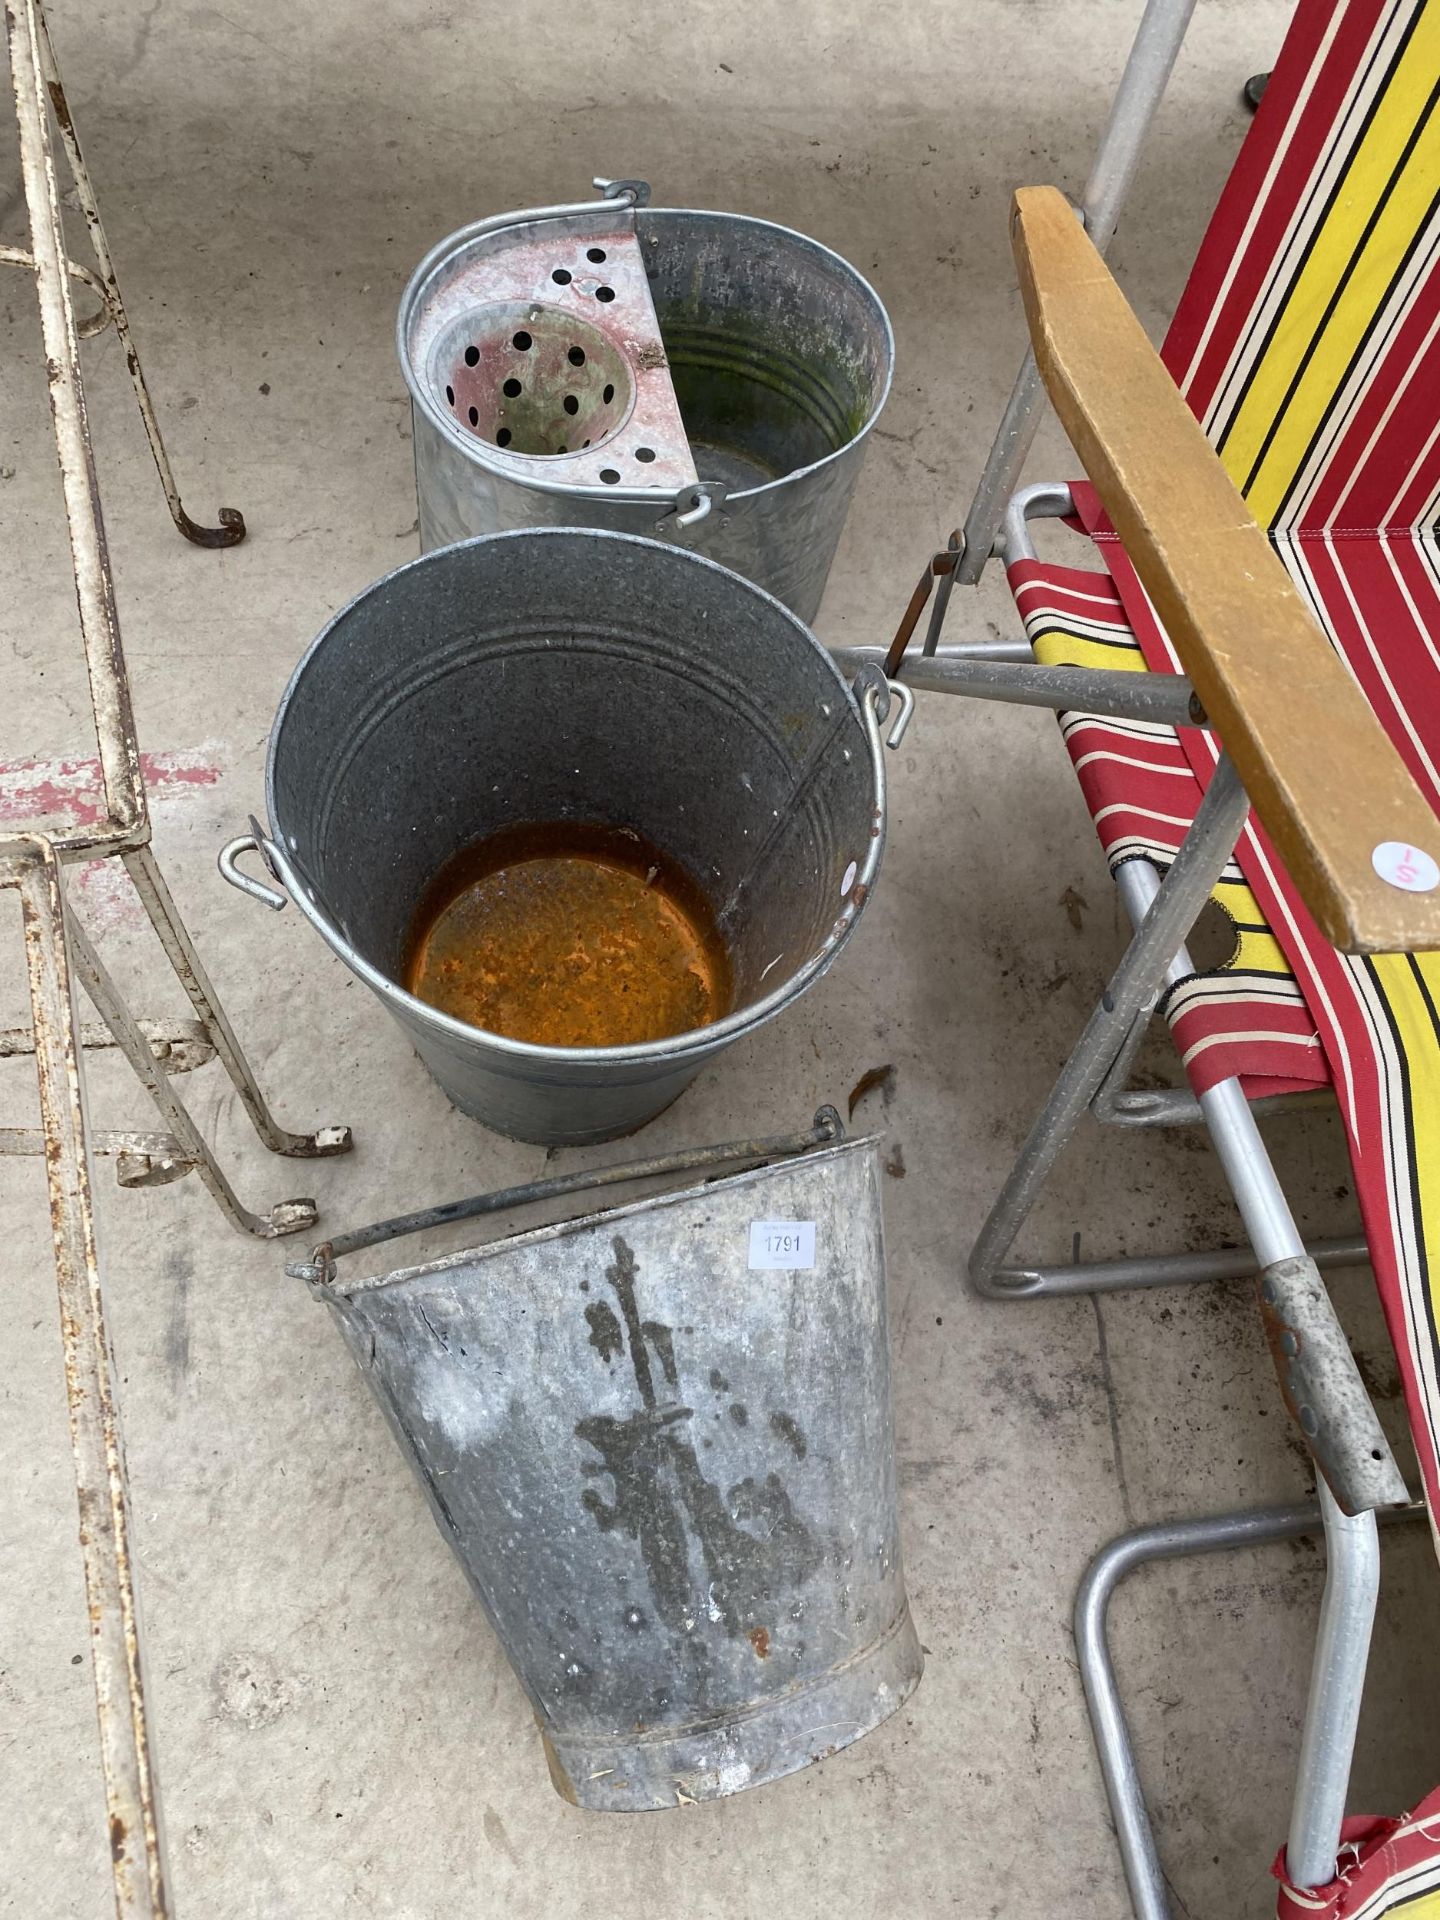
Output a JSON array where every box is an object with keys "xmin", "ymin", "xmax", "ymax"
[
  {"xmin": 217, "ymin": 819, "xmax": 288, "ymax": 912},
  {"xmin": 591, "ymin": 176, "xmax": 653, "ymax": 208},
  {"xmin": 287, "ymin": 1107, "xmax": 845, "ymax": 1288},
  {"xmin": 668, "ymin": 479, "xmax": 729, "ymax": 531}
]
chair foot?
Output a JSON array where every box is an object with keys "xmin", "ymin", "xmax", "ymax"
[
  {"xmin": 1074, "ymin": 1498, "xmax": 1424, "ymax": 1919},
  {"xmin": 976, "ymin": 1232, "xmax": 1369, "ymax": 1298},
  {"xmin": 172, "ymin": 501, "xmax": 247, "ymax": 549}
]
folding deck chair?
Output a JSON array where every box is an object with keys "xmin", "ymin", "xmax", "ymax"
[{"xmin": 847, "ymin": 0, "xmax": 1440, "ymax": 1912}]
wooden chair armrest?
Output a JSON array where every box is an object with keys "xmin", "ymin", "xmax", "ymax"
[{"xmin": 1011, "ymin": 184, "xmax": 1440, "ymax": 953}]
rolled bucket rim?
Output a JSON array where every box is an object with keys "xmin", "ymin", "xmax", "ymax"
[
  {"xmin": 323, "ymin": 1130, "xmax": 881, "ymax": 1301},
  {"xmin": 396, "ymin": 203, "xmax": 896, "ymax": 506},
  {"xmin": 264, "ymin": 526, "xmax": 887, "ymax": 1070}
]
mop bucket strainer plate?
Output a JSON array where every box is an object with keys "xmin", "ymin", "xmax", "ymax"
[
  {"xmin": 401, "ymin": 199, "xmax": 697, "ymax": 492},
  {"xmin": 398, "ymin": 180, "xmax": 895, "ymax": 620},
  {"xmin": 309, "ymin": 1128, "xmax": 921, "ymax": 1810}
]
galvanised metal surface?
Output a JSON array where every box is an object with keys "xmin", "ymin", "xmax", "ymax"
[
  {"xmin": 401, "ymin": 197, "xmax": 697, "ymax": 493},
  {"xmin": 246, "ymin": 528, "xmax": 904, "ymax": 1147},
  {"xmin": 401, "ymin": 196, "xmax": 893, "ymax": 622},
  {"xmin": 312, "ymin": 1133, "xmax": 922, "ymax": 1810}
]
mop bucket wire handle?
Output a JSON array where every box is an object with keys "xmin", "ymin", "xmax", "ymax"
[{"xmin": 286, "ymin": 1107, "xmax": 847, "ymax": 1289}]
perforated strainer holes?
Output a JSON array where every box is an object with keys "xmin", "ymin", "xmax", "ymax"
[
  {"xmin": 595, "ymin": 285, "xmax": 615, "ymax": 303},
  {"xmin": 464, "ymin": 344, "xmax": 479, "ymax": 366},
  {"xmin": 445, "ymin": 385, "xmax": 454, "ymax": 405},
  {"xmin": 635, "ymin": 446, "xmax": 656, "ymax": 463},
  {"xmin": 442, "ymin": 301, "xmax": 632, "ymax": 456},
  {"xmin": 599, "ymin": 468, "xmax": 621, "ymax": 484},
  {"xmin": 586, "ymin": 247, "xmax": 607, "ymax": 263},
  {"xmin": 552, "ymin": 267, "xmax": 572, "ymax": 285}
]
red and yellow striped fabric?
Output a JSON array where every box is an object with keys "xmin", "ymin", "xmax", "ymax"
[
  {"xmin": 1007, "ymin": 551, "xmax": 1330, "ymax": 1099},
  {"xmin": 1008, "ymin": 0, "xmax": 1440, "ymax": 1537},
  {"xmin": 1273, "ymin": 1786, "xmax": 1440, "ymax": 1915}
]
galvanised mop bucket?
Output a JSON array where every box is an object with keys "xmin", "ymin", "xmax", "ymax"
[
  {"xmin": 285, "ymin": 1114, "xmax": 922, "ymax": 1810},
  {"xmin": 219, "ymin": 528, "xmax": 910, "ymax": 1148},
  {"xmin": 397, "ymin": 178, "xmax": 893, "ymax": 622}
]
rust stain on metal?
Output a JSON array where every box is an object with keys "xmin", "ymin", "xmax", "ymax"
[
  {"xmin": 1257, "ymin": 1285, "xmax": 1304, "ymax": 1430},
  {"xmin": 748, "ymin": 1625, "xmax": 771, "ymax": 1659},
  {"xmin": 405, "ymin": 820, "xmax": 734, "ymax": 1048},
  {"xmin": 542, "ymin": 1734, "xmax": 581, "ymax": 1804}
]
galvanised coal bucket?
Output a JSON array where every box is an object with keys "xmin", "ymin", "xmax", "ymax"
[
  {"xmin": 397, "ymin": 179, "xmax": 893, "ymax": 622},
  {"xmin": 286, "ymin": 1115, "xmax": 922, "ymax": 1810},
  {"xmin": 219, "ymin": 529, "xmax": 909, "ymax": 1148}
]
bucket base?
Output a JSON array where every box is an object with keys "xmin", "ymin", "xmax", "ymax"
[{"xmin": 540, "ymin": 1601, "xmax": 922, "ymax": 1812}]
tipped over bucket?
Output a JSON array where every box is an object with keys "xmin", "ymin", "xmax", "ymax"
[{"xmin": 303, "ymin": 1129, "xmax": 922, "ymax": 1809}]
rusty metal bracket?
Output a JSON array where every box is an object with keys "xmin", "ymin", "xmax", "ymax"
[
  {"xmin": 1, "ymin": 0, "xmax": 244, "ymax": 546},
  {"xmin": 882, "ymin": 535, "xmax": 962, "ymax": 680},
  {"xmin": 0, "ymin": 1123, "xmax": 195, "ymax": 1184},
  {"xmin": 0, "ymin": 1013, "xmax": 216, "ymax": 1070}
]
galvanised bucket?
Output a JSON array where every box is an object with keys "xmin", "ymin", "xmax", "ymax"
[
  {"xmin": 220, "ymin": 528, "xmax": 909, "ymax": 1147},
  {"xmin": 289, "ymin": 1120, "xmax": 922, "ymax": 1810},
  {"xmin": 397, "ymin": 183, "xmax": 893, "ymax": 622}
]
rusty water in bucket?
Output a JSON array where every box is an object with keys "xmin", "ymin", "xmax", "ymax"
[{"xmin": 403, "ymin": 821, "xmax": 733, "ymax": 1048}]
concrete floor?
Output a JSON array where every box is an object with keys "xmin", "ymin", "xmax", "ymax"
[{"xmin": 3, "ymin": 1, "xmax": 1438, "ymax": 1914}]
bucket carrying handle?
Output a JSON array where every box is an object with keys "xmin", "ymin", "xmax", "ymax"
[
  {"xmin": 286, "ymin": 1106, "xmax": 845, "ymax": 1289},
  {"xmin": 218, "ymin": 818, "xmax": 289, "ymax": 911}
]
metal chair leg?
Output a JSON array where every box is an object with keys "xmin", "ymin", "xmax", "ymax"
[
  {"xmin": 28, "ymin": 0, "xmax": 246, "ymax": 548},
  {"xmin": 63, "ymin": 889, "xmax": 325, "ymax": 1239},
  {"xmin": 1286, "ymin": 1487, "xmax": 1383, "ymax": 1887},
  {"xmin": 121, "ymin": 846, "xmax": 350, "ymax": 1164},
  {"xmin": 992, "ymin": 1233, "xmax": 1370, "ymax": 1297},
  {"xmin": 976, "ymin": 844, "xmax": 1357, "ymax": 1300},
  {"xmin": 969, "ymin": 754, "xmax": 1251, "ymax": 1293},
  {"xmin": 10, "ymin": 837, "xmax": 171, "ymax": 1918},
  {"xmin": 944, "ymin": 0, "xmax": 1198, "ymax": 605},
  {"xmin": 1075, "ymin": 1498, "xmax": 1422, "ymax": 1920}
]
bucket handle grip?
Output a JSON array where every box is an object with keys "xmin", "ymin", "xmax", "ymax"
[
  {"xmin": 286, "ymin": 1106, "xmax": 846, "ymax": 1288},
  {"xmin": 218, "ymin": 824, "xmax": 289, "ymax": 913}
]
